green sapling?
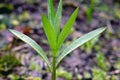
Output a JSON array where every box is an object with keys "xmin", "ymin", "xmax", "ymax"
[{"xmin": 9, "ymin": 0, "xmax": 106, "ymax": 80}]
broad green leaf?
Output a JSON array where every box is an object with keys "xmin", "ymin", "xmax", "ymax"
[
  {"xmin": 54, "ymin": 0, "xmax": 62, "ymax": 36},
  {"xmin": 57, "ymin": 8, "xmax": 79, "ymax": 49},
  {"xmin": 42, "ymin": 14, "xmax": 57, "ymax": 55},
  {"xmin": 9, "ymin": 29, "xmax": 51, "ymax": 71},
  {"xmin": 57, "ymin": 27, "xmax": 106, "ymax": 65},
  {"xmin": 48, "ymin": 0, "xmax": 55, "ymax": 26}
]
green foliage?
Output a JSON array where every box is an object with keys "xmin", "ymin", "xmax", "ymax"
[
  {"xmin": 33, "ymin": 77, "xmax": 42, "ymax": 80},
  {"xmin": 80, "ymin": 35, "xmax": 99, "ymax": 53},
  {"xmin": 21, "ymin": 0, "xmax": 35, "ymax": 4},
  {"xmin": 95, "ymin": 4, "xmax": 109, "ymax": 12},
  {"xmin": 0, "ymin": 16, "xmax": 10, "ymax": 30},
  {"xmin": 54, "ymin": 0, "xmax": 62, "ymax": 36},
  {"xmin": 0, "ymin": 53, "xmax": 21, "ymax": 71},
  {"xmin": 0, "ymin": 23, "xmax": 6, "ymax": 30},
  {"xmin": 9, "ymin": 29, "xmax": 51, "ymax": 71},
  {"xmin": 9, "ymin": 0, "xmax": 106, "ymax": 80},
  {"xmin": 48, "ymin": 0, "xmax": 56, "ymax": 27},
  {"xmin": 41, "ymin": 14, "xmax": 57, "ymax": 56},
  {"xmin": 83, "ymin": 71, "xmax": 91, "ymax": 79},
  {"xmin": 114, "ymin": 59, "xmax": 120, "ymax": 70},
  {"xmin": 8, "ymin": 74, "xmax": 25, "ymax": 80},
  {"xmin": 0, "ymin": 3, "xmax": 13, "ymax": 13},
  {"xmin": 114, "ymin": 8, "xmax": 120, "ymax": 19},
  {"xmin": 96, "ymin": 52, "xmax": 107, "ymax": 71},
  {"xmin": 85, "ymin": 0, "xmax": 100, "ymax": 23},
  {"xmin": 92, "ymin": 68, "xmax": 106, "ymax": 80},
  {"xmin": 57, "ymin": 28, "xmax": 106, "ymax": 65},
  {"xmin": 29, "ymin": 61, "xmax": 41, "ymax": 71},
  {"xmin": 85, "ymin": 0, "xmax": 95, "ymax": 23},
  {"xmin": 57, "ymin": 8, "xmax": 79, "ymax": 50},
  {"xmin": 56, "ymin": 67, "xmax": 72, "ymax": 80}
]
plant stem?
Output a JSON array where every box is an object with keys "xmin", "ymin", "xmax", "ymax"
[{"xmin": 52, "ymin": 56, "xmax": 56, "ymax": 80}]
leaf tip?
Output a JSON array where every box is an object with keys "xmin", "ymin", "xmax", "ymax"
[
  {"xmin": 8, "ymin": 29, "xmax": 15, "ymax": 34},
  {"xmin": 100, "ymin": 27, "xmax": 107, "ymax": 32}
]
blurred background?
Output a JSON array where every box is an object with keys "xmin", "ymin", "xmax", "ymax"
[{"xmin": 0, "ymin": 0, "xmax": 120, "ymax": 80}]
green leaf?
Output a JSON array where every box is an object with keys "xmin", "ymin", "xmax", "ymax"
[
  {"xmin": 48, "ymin": 0, "xmax": 55, "ymax": 26},
  {"xmin": 9, "ymin": 29, "xmax": 51, "ymax": 71},
  {"xmin": 42, "ymin": 14, "xmax": 57, "ymax": 55},
  {"xmin": 93, "ymin": 68, "xmax": 106, "ymax": 80},
  {"xmin": 57, "ymin": 27, "xmax": 106, "ymax": 65},
  {"xmin": 54, "ymin": 0, "xmax": 62, "ymax": 36},
  {"xmin": 96, "ymin": 52, "xmax": 107, "ymax": 71},
  {"xmin": 57, "ymin": 8, "xmax": 79, "ymax": 49}
]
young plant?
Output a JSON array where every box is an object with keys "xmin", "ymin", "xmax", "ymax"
[
  {"xmin": 92, "ymin": 68, "xmax": 106, "ymax": 80},
  {"xmin": 9, "ymin": 0, "xmax": 106, "ymax": 80},
  {"xmin": 85, "ymin": 0, "xmax": 99, "ymax": 23},
  {"xmin": 96, "ymin": 52, "xmax": 108, "ymax": 71},
  {"xmin": 0, "ymin": 53, "xmax": 21, "ymax": 75}
]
